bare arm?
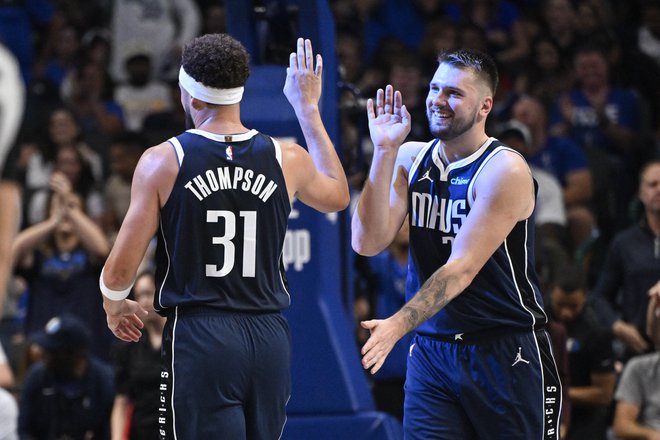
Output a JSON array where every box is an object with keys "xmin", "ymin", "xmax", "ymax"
[
  {"xmin": 569, "ymin": 372, "xmax": 615, "ymax": 406},
  {"xmin": 66, "ymin": 200, "xmax": 110, "ymax": 261},
  {"xmin": 351, "ymin": 85, "xmax": 414, "ymax": 256},
  {"xmin": 361, "ymin": 150, "xmax": 535, "ymax": 374},
  {"xmin": 102, "ymin": 143, "xmax": 178, "ymax": 342},
  {"xmin": 614, "ymin": 400, "xmax": 660, "ymax": 440},
  {"xmin": 0, "ymin": 182, "xmax": 21, "ymax": 309},
  {"xmin": 110, "ymin": 394, "xmax": 129, "ymax": 440},
  {"xmin": 11, "ymin": 215, "xmax": 59, "ymax": 268},
  {"xmin": 282, "ymin": 38, "xmax": 349, "ymax": 213}
]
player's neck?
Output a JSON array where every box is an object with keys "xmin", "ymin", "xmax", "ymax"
[
  {"xmin": 439, "ymin": 130, "xmax": 490, "ymax": 163},
  {"xmin": 192, "ymin": 106, "xmax": 249, "ymax": 135}
]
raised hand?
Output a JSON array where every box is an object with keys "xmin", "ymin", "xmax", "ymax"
[
  {"xmin": 284, "ymin": 38, "xmax": 322, "ymax": 115},
  {"xmin": 367, "ymin": 85, "xmax": 411, "ymax": 152}
]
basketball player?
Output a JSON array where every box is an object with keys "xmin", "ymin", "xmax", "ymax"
[
  {"xmin": 99, "ymin": 35, "xmax": 349, "ymax": 439},
  {"xmin": 352, "ymin": 49, "xmax": 562, "ymax": 439}
]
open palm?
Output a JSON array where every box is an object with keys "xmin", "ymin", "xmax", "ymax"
[{"xmin": 367, "ymin": 85, "xmax": 412, "ymax": 152}]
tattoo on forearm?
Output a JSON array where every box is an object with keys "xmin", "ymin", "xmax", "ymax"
[{"xmin": 400, "ymin": 268, "xmax": 453, "ymax": 332}]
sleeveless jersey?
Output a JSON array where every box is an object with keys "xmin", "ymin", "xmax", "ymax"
[
  {"xmin": 407, "ymin": 137, "xmax": 547, "ymax": 337},
  {"xmin": 155, "ymin": 129, "xmax": 291, "ymax": 313}
]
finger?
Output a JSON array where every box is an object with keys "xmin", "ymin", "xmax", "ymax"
[
  {"xmin": 393, "ymin": 90, "xmax": 402, "ymax": 114},
  {"xmin": 360, "ymin": 320, "xmax": 376, "ymax": 329},
  {"xmin": 126, "ymin": 313, "xmax": 145, "ymax": 329},
  {"xmin": 289, "ymin": 51, "xmax": 297, "ymax": 71},
  {"xmin": 401, "ymin": 104, "xmax": 411, "ymax": 127},
  {"xmin": 371, "ymin": 358, "xmax": 384, "ymax": 375},
  {"xmin": 376, "ymin": 88, "xmax": 384, "ymax": 116},
  {"xmin": 315, "ymin": 54, "xmax": 323, "ymax": 77},
  {"xmin": 297, "ymin": 38, "xmax": 305, "ymax": 70},
  {"xmin": 366, "ymin": 98, "xmax": 375, "ymax": 120},
  {"xmin": 384, "ymin": 85, "xmax": 393, "ymax": 114},
  {"xmin": 305, "ymin": 39, "xmax": 313, "ymax": 71}
]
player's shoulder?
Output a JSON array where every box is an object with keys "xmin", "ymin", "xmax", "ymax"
[{"xmin": 396, "ymin": 140, "xmax": 429, "ymax": 169}]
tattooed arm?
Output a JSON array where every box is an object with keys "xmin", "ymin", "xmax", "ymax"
[{"xmin": 360, "ymin": 149, "xmax": 535, "ymax": 374}]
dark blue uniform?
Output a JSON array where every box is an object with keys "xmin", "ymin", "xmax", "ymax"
[
  {"xmin": 404, "ymin": 138, "xmax": 562, "ymax": 439},
  {"xmin": 155, "ymin": 129, "xmax": 291, "ymax": 440}
]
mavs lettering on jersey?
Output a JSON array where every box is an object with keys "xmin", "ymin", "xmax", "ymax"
[
  {"xmin": 406, "ymin": 138, "xmax": 547, "ymax": 337},
  {"xmin": 155, "ymin": 129, "xmax": 291, "ymax": 314}
]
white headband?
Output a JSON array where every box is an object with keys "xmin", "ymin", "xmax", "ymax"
[{"xmin": 178, "ymin": 66, "xmax": 244, "ymax": 105}]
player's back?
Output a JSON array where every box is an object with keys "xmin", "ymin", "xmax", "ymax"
[{"xmin": 155, "ymin": 129, "xmax": 291, "ymax": 314}]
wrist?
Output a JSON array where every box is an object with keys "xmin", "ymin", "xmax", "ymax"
[{"xmin": 294, "ymin": 103, "xmax": 320, "ymax": 119}]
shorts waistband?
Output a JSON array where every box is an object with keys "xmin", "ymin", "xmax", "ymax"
[
  {"xmin": 167, "ymin": 305, "xmax": 282, "ymax": 318},
  {"xmin": 417, "ymin": 326, "xmax": 546, "ymax": 345}
]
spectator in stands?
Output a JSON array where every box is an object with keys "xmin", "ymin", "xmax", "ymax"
[
  {"xmin": 62, "ymin": 60, "xmax": 123, "ymax": 137},
  {"xmin": 11, "ymin": 188, "xmax": 112, "ymax": 361},
  {"xmin": 591, "ymin": 159, "xmax": 660, "ymax": 362},
  {"xmin": 102, "ymin": 132, "xmax": 145, "ymax": 240},
  {"xmin": 110, "ymin": 271, "xmax": 163, "ymax": 440},
  {"xmin": 18, "ymin": 314, "xmax": 114, "ymax": 440},
  {"xmin": 114, "ymin": 52, "xmax": 173, "ymax": 132},
  {"xmin": 109, "ymin": 0, "xmax": 201, "ymax": 83},
  {"xmin": 513, "ymin": 34, "xmax": 575, "ymax": 111},
  {"xmin": 548, "ymin": 264, "xmax": 616, "ymax": 440},
  {"xmin": 541, "ymin": 0, "xmax": 578, "ymax": 61},
  {"xmin": 24, "ymin": 140, "xmax": 104, "ymax": 226},
  {"xmin": 511, "ymin": 94, "xmax": 592, "ymax": 207},
  {"xmin": 612, "ymin": 281, "xmax": 660, "ymax": 439}
]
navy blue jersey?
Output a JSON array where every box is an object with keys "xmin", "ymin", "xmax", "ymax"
[
  {"xmin": 155, "ymin": 129, "xmax": 291, "ymax": 313},
  {"xmin": 407, "ymin": 137, "xmax": 547, "ymax": 336}
]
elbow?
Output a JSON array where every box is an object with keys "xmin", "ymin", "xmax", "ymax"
[{"xmin": 351, "ymin": 237, "xmax": 380, "ymax": 257}]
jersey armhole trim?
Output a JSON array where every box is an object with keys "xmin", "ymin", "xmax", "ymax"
[
  {"xmin": 168, "ymin": 137, "xmax": 185, "ymax": 168},
  {"xmin": 271, "ymin": 137, "xmax": 283, "ymax": 168}
]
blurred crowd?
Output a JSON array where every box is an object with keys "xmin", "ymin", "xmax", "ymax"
[{"xmin": 0, "ymin": 0, "xmax": 659, "ymax": 439}]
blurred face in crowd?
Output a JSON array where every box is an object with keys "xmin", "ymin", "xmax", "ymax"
[
  {"xmin": 426, "ymin": 63, "xmax": 490, "ymax": 141},
  {"xmin": 534, "ymin": 39, "xmax": 561, "ymax": 72},
  {"xmin": 50, "ymin": 193, "xmax": 84, "ymax": 253},
  {"xmin": 512, "ymin": 96, "xmax": 546, "ymax": 132},
  {"xmin": 574, "ymin": 50, "xmax": 608, "ymax": 90},
  {"xmin": 49, "ymin": 109, "xmax": 80, "ymax": 146},
  {"xmin": 55, "ymin": 146, "xmax": 83, "ymax": 185},
  {"xmin": 639, "ymin": 163, "xmax": 660, "ymax": 215},
  {"xmin": 133, "ymin": 274, "xmax": 159, "ymax": 324},
  {"xmin": 550, "ymin": 286, "xmax": 587, "ymax": 323}
]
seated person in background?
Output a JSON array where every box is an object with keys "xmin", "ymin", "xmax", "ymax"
[
  {"xmin": 612, "ymin": 280, "xmax": 660, "ymax": 439},
  {"xmin": 548, "ymin": 264, "xmax": 616, "ymax": 440},
  {"xmin": 111, "ymin": 271, "xmax": 164, "ymax": 440},
  {"xmin": 18, "ymin": 314, "xmax": 115, "ymax": 440},
  {"xmin": 591, "ymin": 159, "xmax": 660, "ymax": 362}
]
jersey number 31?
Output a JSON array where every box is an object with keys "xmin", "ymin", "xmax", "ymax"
[{"xmin": 205, "ymin": 210, "xmax": 257, "ymax": 278}]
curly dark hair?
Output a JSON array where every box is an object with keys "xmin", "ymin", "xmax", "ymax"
[{"xmin": 181, "ymin": 33, "xmax": 250, "ymax": 89}]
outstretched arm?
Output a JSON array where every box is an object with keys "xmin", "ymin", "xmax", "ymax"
[
  {"xmin": 282, "ymin": 38, "xmax": 349, "ymax": 213},
  {"xmin": 351, "ymin": 85, "xmax": 414, "ymax": 256},
  {"xmin": 360, "ymin": 150, "xmax": 535, "ymax": 374}
]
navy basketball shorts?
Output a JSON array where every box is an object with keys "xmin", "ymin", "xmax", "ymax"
[
  {"xmin": 404, "ymin": 329, "xmax": 562, "ymax": 440},
  {"xmin": 159, "ymin": 307, "xmax": 291, "ymax": 440}
]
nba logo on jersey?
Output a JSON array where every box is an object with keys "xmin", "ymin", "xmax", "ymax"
[{"xmin": 226, "ymin": 145, "xmax": 233, "ymax": 160}]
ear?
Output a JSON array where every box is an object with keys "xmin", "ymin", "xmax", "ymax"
[
  {"xmin": 481, "ymin": 95, "xmax": 493, "ymax": 116},
  {"xmin": 190, "ymin": 97, "xmax": 206, "ymax": 111}
]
